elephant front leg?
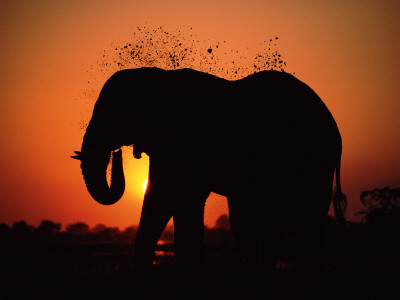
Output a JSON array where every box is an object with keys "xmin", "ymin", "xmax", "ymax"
[
  {"xmin": 134, "ymin": 187, "xmax": 173, "ymax": 269},
  {"xmin": 134, "ymin": 182, "xmax": 209, "ymax": 269},
  {"xmin": 134, "ymin": 154, "xmax": 210, "ymax": 269}
]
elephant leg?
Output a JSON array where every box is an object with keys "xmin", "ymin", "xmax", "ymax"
[
  {"xmin": 134, "ymin": 186, "xmax": 173, "ymax": 268},
  {"xmin": 228, "ymin": 191, "xmax": 277, "ymax": 269},
  {"xmin": 173, "ymin": 189, "xmax": 208, "ymax": 268},
  {"xmin": 228, "ymin": 194, "xmax": 253, "ymax": 263},
  {"xmin": 134, "ymin": 155, "xmax": 178, "ymax": 267},
  {"xmin": 134, "ymin": 154, "xmax": 210, "ymax": 269},
  {"xmin": 290, "ymin": 168, "xmax": 334, "ymax": 270}
]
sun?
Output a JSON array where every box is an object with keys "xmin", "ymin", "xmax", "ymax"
[{"xmin": 143, "ymin": 178, "xmax": 148, "ymax": 193}]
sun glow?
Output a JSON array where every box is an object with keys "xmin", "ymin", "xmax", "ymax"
[{"xmin": 143, "ymin": 178, "xmax": 148, "ymax": 193}]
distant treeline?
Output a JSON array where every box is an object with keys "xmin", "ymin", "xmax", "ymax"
[
  {"xmin": 0, "ymin": 213, "xmax": 233, "ymax": 244},
  {"xmin": 1, "ymin": 187, "xmax": 399, "ymax": 244},
  {"xmin": 0, "ymin": 220, "xmax": 137, "ymax": 242}
]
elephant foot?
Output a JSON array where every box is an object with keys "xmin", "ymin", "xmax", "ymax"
[
  {"xmin": 175, "ymin": 256, "xmax": 204, "ymax": 275},
  {"xmin": 133, "ymin": 250, "xmax": 156, "ymax": 273},
  {"xmin": 240, "ymin": 256, "xmax": 277, "ymax": 276}
]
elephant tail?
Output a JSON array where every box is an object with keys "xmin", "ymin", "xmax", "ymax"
[{"xmin": 332, "ymin": 140, "xmax": 347, "ymax": 222}]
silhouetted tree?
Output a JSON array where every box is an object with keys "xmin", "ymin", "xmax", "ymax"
[
  {"xmin": 0, "ymin": 223, "xmax": 11, "ymax": 236},
  {"xmin": 359, "ymin": 187, "xmax": 400, "ymax": 225},
  {"xmin": 92, "ymin": 224, "xmax": 108, "ymax": 234},
  {"xmin": 36, "ymin": 220, "xmax": 62, "ymax": 234},
  {"xmin": 123, "ymin": 226, "xmax": 137, "ymax": 239},
  {"xmin": 99, "ymin": 227, "xmax": 120, "ymax": 239},
  {"xmin": 215, "ymin": 214, "xmax": 230, "ymax": 229},
  {"xmin": 12, "ymin": 221, "xmax": 35, "ymax": 234},
  {"xmin": 205, "ymin": 214, "xmax": 235, "ymax": 245},
  {"xmin": 356, "ymin": 187, "xmax": 400, "ymax": 274},
  {"xmin": 89, "ymin": 224, "xmax": 121, "ymax": 241},
  {"xmin": 66, "ymin": 222, "xmax": 90, "ymax": 236},
  {"xmin": 361, "ymin": 187, "xmax": 400, "ymax": 211}
]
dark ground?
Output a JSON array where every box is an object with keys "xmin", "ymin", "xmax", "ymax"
[{"xmin": 1, "ymin": 221, "xmax": 399, "ymax": 300}]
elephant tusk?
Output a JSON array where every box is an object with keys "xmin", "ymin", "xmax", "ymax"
[{"xmin": 71, "ymin": 150, "xmax": 90, "ymax": 160}]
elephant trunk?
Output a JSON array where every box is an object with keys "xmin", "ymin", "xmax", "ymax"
[{"xmin": 74, "ymin": 130, "xmax": 126, "ymax": 205}]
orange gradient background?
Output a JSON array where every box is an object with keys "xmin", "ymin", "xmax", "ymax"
[{"xmin": 1, "ymin": 1, "xmax": 399, "ymax": 230}]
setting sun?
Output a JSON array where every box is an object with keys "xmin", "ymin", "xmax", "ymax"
[{"xmin": 143, "ymin": 178, "xmax": 148, "ymax": 193}]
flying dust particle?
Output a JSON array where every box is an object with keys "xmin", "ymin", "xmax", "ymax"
[{"xmin": 93, "ymin": 27, "xmax": 289, "ymax": 81}]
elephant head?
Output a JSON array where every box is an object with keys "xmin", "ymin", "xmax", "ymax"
[
  {"xmin": 72, "ymin": 69, "xmax": 153, "ymax": 205},
  {"xmin": 72, "ymin": 67, "xmax": 215, "ymax": 206}
]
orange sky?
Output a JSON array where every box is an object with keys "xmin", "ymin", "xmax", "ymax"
[{"xmin": 1, "ymin": 0, "xmax": 399, "ymax": 230}]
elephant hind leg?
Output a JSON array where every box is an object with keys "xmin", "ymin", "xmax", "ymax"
[
  {"xmin": 228, "ymin": 192, "xmax": 278, "ymax": 270},
  {"xmin": 290, "ymin": 175, "xmax": 334, "ymax": 271},
  {"xmin": 173, "ymin": 192, "xmax": 208, "ymax": 268}
]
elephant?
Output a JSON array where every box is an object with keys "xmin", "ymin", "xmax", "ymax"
[{"xmin": 73, "ymin": 67, "xmax": 346, "ymax": 269}]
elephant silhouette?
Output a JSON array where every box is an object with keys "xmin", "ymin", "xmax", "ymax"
[{"xmin": 73, "ymin": 67, "xmax": 346, "ymax": 268}]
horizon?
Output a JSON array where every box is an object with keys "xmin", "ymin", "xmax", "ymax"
[{"xmin": 3, "ymin": 214, "xmax": 229, "ymax": 232}]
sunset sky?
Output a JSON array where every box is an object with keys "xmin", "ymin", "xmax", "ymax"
[{"xmin": 1, "ymin": 0, "xmax": 399, "ymax": 230}]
